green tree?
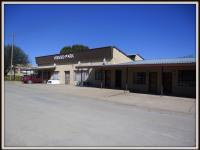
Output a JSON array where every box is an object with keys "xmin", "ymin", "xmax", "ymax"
[
  {"xmin": 60, "ymin": 44, "xmax": 89, "ymax": 54},
  {"xmin": 60, "ymin": 46, "xmax": 72, "ymax": 54},
  {"xmin": 4, "ymin": 44, "xmax": 29, "ymax": 76},
  {"xmin": 71, "ymin": 44, "xmax": 89, "ymax": 52}
]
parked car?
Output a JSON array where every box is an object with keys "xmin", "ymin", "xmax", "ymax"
[
  {"xmin": 22, "ymin": 74, "xmax": 47, "ymax": 84},
  {"xmin": 47, "ymin": 79, "xmax": 60, "ymax": 84}
]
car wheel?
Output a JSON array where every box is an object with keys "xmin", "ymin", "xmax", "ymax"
[{"xmin": 28, "ymin": 80, "xmax": 32, "ymax": 84}]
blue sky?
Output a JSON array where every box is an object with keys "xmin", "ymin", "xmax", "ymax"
[{"xmin": 4, "ymin": 4, "xmax": 196, "ymax": 65}]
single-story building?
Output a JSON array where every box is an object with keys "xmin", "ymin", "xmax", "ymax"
[
  {"xmin": 7, "ymin": 64, "xmax": 33, "ymax": 76},
  {"xmin": 34, "ymin": 46, "xmax": 196, "ymax": 97}
]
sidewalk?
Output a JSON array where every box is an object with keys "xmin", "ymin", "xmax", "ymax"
[
  {"xmin": 5, "ymin": 81, "xmax": 196, "ymax": 114},
  {"xmin": 102, "ymin": 92, "xmax": 196, "ymax": 114},
  {"xmin": 41, "ymin": 84, "xmax": 196, "ymax": 114}
]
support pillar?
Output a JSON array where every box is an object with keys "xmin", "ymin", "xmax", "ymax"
[
  {"xmin": 125, "ymin": 67, "xmax": 128, "ymax": 91},
  {"xmin": 100, "ymin": 69, "xmax": 103, "ymax": 88},
  {"xmin": 42, "ymin": 70, "xmax": 43, "ymax": 83},
  {"xmin": 160, "ymin": 66, "xmax": 163, "ymax": 95},
  {"xmin": 81, "ymin": 69, "xmax": 83, "ymax": 86}
]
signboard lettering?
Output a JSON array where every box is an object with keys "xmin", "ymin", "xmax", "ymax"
[{"xmin": 54, "ymin": 54, "xmax": 74, "ymax": 60}]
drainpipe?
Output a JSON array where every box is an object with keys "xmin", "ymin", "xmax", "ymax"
[{"xmin": 160, "ymin": 66, "xmax": 163, "ymax": 95}]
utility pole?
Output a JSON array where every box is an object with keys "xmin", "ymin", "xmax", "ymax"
[{"xmin": 10, "ymin": 32, "xmax": 14, "ymax": 80}]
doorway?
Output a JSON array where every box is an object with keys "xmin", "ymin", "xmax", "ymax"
[
  {"xmin": 104, "ymin": 70, "xmax": 111, "ymax": 88},
  {"xmin": 163, "ymin": 72, "xmax": 172, "ymax": 94},
  {"xmin": 65, "ymin": 71, "xmax": 70, "ymax": 84},
  {"xmin": 149, "ymin": 72, "xmax": 158, "ymax": 93},
  {"xmin": 115, "ymin": 70, "xmax": 122, "ymax": 89}
]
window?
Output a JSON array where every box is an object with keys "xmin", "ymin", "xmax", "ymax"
[
  {"xmin": 74, "ymin": 71, "xmax": 81, "ymax": 81},
  {"xmin": 52, "ymin": 71, "xmax": 59, "ymax": 80},
  {"xmin": 178, "ymin": 70, "xmax": 195, "ymax": 87},
  {"xmin": 133, "ymin": 72, "xmax": 146, "ymax": 84},
  {"xmin": 74, "ymin": 70, "xmax": 89, "ymax": 81},
  {"xmin": 82, "ymin": 70, "xmax": 89, "ymax": 81},
  {"xmin": 95, "ymin": 70, "xmax": 102, "ymax": 80}
]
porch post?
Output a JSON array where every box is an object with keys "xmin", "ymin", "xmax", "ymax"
[
  {"xmin": 100, "ymin": 68, "xmax": 103, "ymax": 88},
  {"xmin": 41, "ymin": 70, "xmax": 43, "ymax": 82},
  {"xmin": 81, "ymin": 69, "xmax": 83, "ymax": 86},
  {"xmin": 160, "ymin": 66, "xmax": 163, "ymax": 95},
  {"xmin": 126, "ymin": 67, "xmax": 128, "ymax": 91}
]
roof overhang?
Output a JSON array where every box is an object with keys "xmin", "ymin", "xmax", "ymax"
[
  {"xmin": 31, "ymin": 66, "xmax": 56, "ymax": 70},
  {"xmin": 75, "ymin": 63, "xmax": 196, "ymax": 69}
]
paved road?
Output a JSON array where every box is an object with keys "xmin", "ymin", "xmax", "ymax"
[{"xmin": 4, "ymin": 82, "xmax": 196, "ymax": 147}]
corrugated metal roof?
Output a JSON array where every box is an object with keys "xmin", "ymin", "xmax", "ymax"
[
  {"xmin": 119, "ymin": 57, "xmax": 196, "ymax": 65},
  {"xmin": 76, "ymin": 57, "xmax": 196, "ymax": 68}
]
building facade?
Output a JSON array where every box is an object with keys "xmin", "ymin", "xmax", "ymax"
[
  {"xmin": 35, "ymin": 46, "xmax": 196, "ymax": 97},
  {"xmin": 35, "ymin": 46, "xmax": 134, "ymax": 84}
]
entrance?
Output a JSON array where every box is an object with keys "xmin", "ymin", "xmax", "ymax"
[
  {"xmin": 104, "ymin": 70, "xmax": 111, "ymax": 88},
  {"xmin": 115, "ymin": 70, "xmax": 122, "ymax": 89},
  {"xmin": 65, "ymin": 71, "xmax": 70, "ymax": 84},
  {"xmin": 149, "ymin": 72, "xmax": 157, "ymax": 93},
  {"xmin": 163, "ymin": 72, "xmax": 172, "ymax": 94}
]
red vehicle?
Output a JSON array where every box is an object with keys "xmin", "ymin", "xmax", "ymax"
[{"xmin": 22, "ymin": 74, "xmax": 47, "ymax": 84}]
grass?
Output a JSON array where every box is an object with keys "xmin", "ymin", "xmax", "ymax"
[{"xmin": 4, "ymin": 75, "xmax": 22, "ymax": 81}]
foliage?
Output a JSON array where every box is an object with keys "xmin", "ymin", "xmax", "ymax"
[
  {"xmin": 179, "ymin": 55, "xmax": 194, "ymax": 58},
  {"xmin": 60, "ymin": 44, "xmax": 89, "ymax": 54},
  {"xmin": 71, "ymin": 44, "xmax": 89, "ymax": 52},
  {"xmin": 4, "ymin": 44, "xmax": 29, "ymax": 75},
  {"xmin": 60, "ymin": 46, "xmax": 72, "ymax": 54},
  {"xmin": 4, "ymin": 75, "xmax": 22, "ymax": 81}
]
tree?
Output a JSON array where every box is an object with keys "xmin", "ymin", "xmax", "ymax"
[
  {"xmin": 60, "ymin": 44, "xmax": 89, "ymax": 54},
  {"xmin": 60, "ymin": 46, "xmax": 72, "ymax": 54},
  {"xmin": 4, "ymin": 44, "xmax": 29, "ymax": 76},
  {"xmin": 71, "ymin": 44, "xmax": 89, "ymax": 52}
]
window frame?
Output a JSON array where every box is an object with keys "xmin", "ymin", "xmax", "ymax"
[
  {"xmin": 74, "ymin": 70, "xmax": 89, "ymax": 81},
  {"xmin": 95, "ymin": 70, "xmax": 102, "ymax": 80},
  {"xmin": 177, "ymin": 70, "xmax": 195, "ymax": 87},
  {"xmin": 133, "ymin": 72, "xmax": 146, "ymax": 85},
  {"xmin": 52, "ymin": 71, "xmax": 59, "ymax": 80}
]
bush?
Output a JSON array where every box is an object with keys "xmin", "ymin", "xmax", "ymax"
[{"xmin": 4, "ymin": 75, "xmax": 22, "ymax": 81}]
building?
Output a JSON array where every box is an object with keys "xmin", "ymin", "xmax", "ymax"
[
  {"xmin": 7, "ymin": 64, "xmax": 34, "ymax": 76},
  {"xmin": 35, "ymin": 46, "xmax": 196, "ymax": 97},
  {"xmin": 35, "ymin": 46, "xmax": 134, "ymax": 84}
]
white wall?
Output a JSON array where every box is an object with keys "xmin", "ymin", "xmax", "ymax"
[{"xmin": 111, "ymin": 48, "xmax": 133, "ymax": 64}]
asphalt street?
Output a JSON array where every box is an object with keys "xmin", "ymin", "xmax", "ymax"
[{"xmin": 4, "ymin": 82, "xmax": 196, "ymax": 147}]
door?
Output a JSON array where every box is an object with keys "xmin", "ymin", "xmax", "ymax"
[
  {"xmin": 65, "ymin": 71, "xmax": 70, "ymax": 84},
  {"xmin": 163, "ymin": 72, "xmax": 172, "ymax": 94},
  {"xmin": 115, "ymin": 70, "xmax": 122, "ymax": 89},
  {"xmin": 149, "ymin": 72, "xmax": 157, "ymax": 93},
  {"xmin": 105, "ymin": 70, "xmax": 111, "ymax": 88}
]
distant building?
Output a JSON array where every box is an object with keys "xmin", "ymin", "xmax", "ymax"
[{"xmin": 7, "ymin": 64, "xmax": 34, "ymax": 76}]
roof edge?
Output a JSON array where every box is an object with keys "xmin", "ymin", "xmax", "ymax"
[
  {"xmin": 112, "ymin": 46, "xmax": 128, "ymax": 57},
  {"xmin": 35, "ymin": 46, "xmax": 113, "ymax": 58}
]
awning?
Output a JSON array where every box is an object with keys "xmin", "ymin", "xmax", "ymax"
[
  {"xmin": 76, "ymin": 58, "xmax": 196, "ymax": 69},
  {"xmin": 75, "ymin": 63, "xmax": 195, "ymax": 69},
  {"xmin": 31, "ymin": 66, "xmax": 56, "ymax": 70}
]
